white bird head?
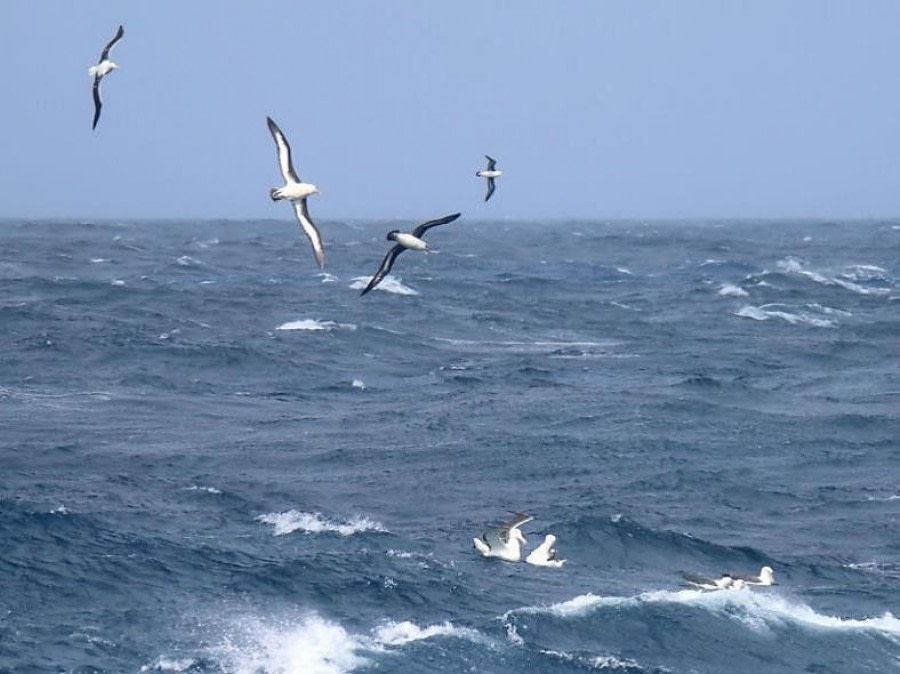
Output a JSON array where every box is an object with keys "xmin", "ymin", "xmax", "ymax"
[
  {"xmin": 512, "ymin": 528, "xmax": 527, "ymax": 546},
  {"xmin": 759, "ymin": 566, "xmax": 775, "ymax": 584}
]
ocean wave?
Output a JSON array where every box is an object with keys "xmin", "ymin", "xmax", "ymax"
[
  {"xmin": 540, "ymin": 649, "xmax": 647, "ymax": 672},
  {"xmin": 507, "ymin": 588, "xmax": 900, "ymax": 637},
  {"xmin": 776, "ymin": 257, "xmax": 893, "ymax": 296},
  {"xmin": 208, "ymin": 613, "xmax": 486, "ymax": 674},
  {"xmin": 257, "ymin": 510, "xmax": 385, "ymax": 536},
  {"xmin": 718, "ymin": 283, "xmax": 748, "ymax": 297},
  {"xmin": 275, "ymin": 319, "xmax": 357, "ymax": 332},
  {"xmin": 735, "ymin": 304, "xmax": 838, "ymax": 328},
  {"xmin": 348, "ymin": 276, "xmax": 420, "ymax": 295}
]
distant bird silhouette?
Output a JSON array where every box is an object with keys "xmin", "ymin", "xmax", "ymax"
[{"xmin": 476, "ymin": 155, "xmax": 502, "ymax": 201}]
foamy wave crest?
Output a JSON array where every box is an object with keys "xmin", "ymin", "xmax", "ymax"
[
  {"xmin": 508, "ymin": 589, "xmax": 900, "ymax": 637},
  {"xmin": 140, "ymin": 657, "xmax": 197, "ymax": 672},
  {"xmin": 349, "ymin": 276, "xmax": 420, "ymax": 295},
  {"xmin": 777, "ymin": 257, "xmax": 892, "ymax": 296},
  {"xmin": 211, "ymin": 614, "xmax": 486, "ymax": 674},
  {"xmin": 276, "ymin": 319, "xmax": 357, "ymax": 332},
  {"xmin": 372, "ymin": 620, "xmax": 484, "ymax": 646},
  {"xmin": 735, "ymin": 304, "xmax": 837, "ymax": 328},
  {"xmin": 718, "ymin": 283, "xmax": 748, "ymax": 297},
  {"xmin": 540, "ymin": 649, "xmax": 644, "ymax": 672},
  {"xmin": 257, "ymin": 510, "xmax": 385, "ymax": 536}
]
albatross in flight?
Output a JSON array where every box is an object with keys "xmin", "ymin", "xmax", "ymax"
[
  {"xmin": 359, "ymin": 212, "xmax": 461, "ymax": 296},
  {"xmin": 473, "ymin": 513, "xmax": 533, "ymax": 562},
  {"xmin": 266, "ymin": 116, "xmax": 324, "ymax": 268},
  {"xmin": 89, "ymin": 25, "xmax": 124, "ymax": 130},
  {"xmin": 476, "ymin": 155, "xmax": 502, "ymax": 202}
]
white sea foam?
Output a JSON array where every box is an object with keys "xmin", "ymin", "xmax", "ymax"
[
  {"xmin": 349, "ymin": 276, "xmax": 420, "ymax": 295},
  {"xmin": 540, "ymin": 649, "xmax": 643, "ymax": 671},
  {"xmin": 351, "ymin": 379, "xmax": 366, "ymax": 389},
  {"xmin": 718, "ymin": 284, "xmax": 748, "ymax": 297},
  {"xmin": 90, "ymin": 258, "xmax": 110, "ymax": 264},
  {"xmin": 319, "ymin": 272, "xmax": 339, "ymax": 283},
  {"xmin": 184, "ymin": 485, "xmax": 222, "ymax": 495},
  {"xmin": 110, "ymin": 279, "xmax": 126, "ymax": 287},
  {"xmin": 140, "ymin": 657, "xmax": 197, "ymax": 672},
  {"xmin": 257, "ymin": 510, "xmax": 385, "ymax": 536},
  {"xmin": 276, "ymin": 319, "xmax": 357, "ymax": 332},
  {"xmin": 735, "ymin": 304, "xmax": 837, "ymax": 328},
  {"xmin": 212, "ymin": 613, "xmax": 486, "ymax": 674},
  {"xmin": 176, "ymin": 255, "xmax": 202, "ymax": 267},
  {"xmin": 777, "ymin": 257, "xmax": 892, "ymax": 296},
  {"xmin": 508, "ymin": 589, "xmax": 900, "ymax": 638}
]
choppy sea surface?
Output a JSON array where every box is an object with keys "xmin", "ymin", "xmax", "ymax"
[{"xmin": 1, "ymin": 218, "xmax": 899, "ymax": 673}]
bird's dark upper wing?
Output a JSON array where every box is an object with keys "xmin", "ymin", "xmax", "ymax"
[
  {"xmin": 410, "ymin": 212, "xmax": 461, "ymax": 238},
  {"xmin": 484, "ymin": 178, "xmax": 496, "ymax": 202},
  {"xmin": 267, "ymin": 116, "xmax": 301, "ymax": 183},
  {"xmin": 681, "ymin": 572, "xmax": 715, "ymax": 586},
  {"xmin": 360, "ymin": 245, "xmax": 405, "ymax": 296},
  {"xmin": 99, "ymin": 25, "xmax": 125, "ymax": 62},
  {"xmin": 485, "ymin": 155, "xmax": 497, "ymax": 171},
  {"xmin": 91, "ymin": 79, "xmax": 103, "ymax": 130}
]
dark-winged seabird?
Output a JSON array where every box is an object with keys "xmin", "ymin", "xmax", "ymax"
[
  {"xmin": 359, "ymin": 212, "xmax": 461, "ymax": 296},
  {"xmin": 727, "ymin": 565, "xmax": 775, "ymax": 586},
  {"xmin": 473, "ymin": 512, "xmax": 533, "ymax": 562},
  {"xmin": 266, "ymin": 116, "xmax": 324, "ymax": 268},
  {"xmin": 475, "ymin": 155, "xmax": 502, "ymax": 202},
  {"xmin": 89, "ymin": 25, "xmax": 124, "ymax": 130}
]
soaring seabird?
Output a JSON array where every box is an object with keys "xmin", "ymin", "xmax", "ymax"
[
  {"xmin": 473, "ymin": 512, "xmax": 533, "ymax": 562},
  {"xmin": 727, "ymin": 565, "xmax": 775, "ymax": 586},
  {"xmin": 475, "ymin": 155, "xmax": 502, "ymax": 202},
  {"xmin": 89, "ymin": 25, "xmax": 125, "ymax": 130},
  {"xmin": 359, "ymin": 212, "xmax": 461, "ymax": 296},
  {"xmin": 525, "ymin": 534, "xmax": 566, "ymax": 567},
  {"xmin": 266, "ymin": 116, "xmax": 324, "ymax": 268}
]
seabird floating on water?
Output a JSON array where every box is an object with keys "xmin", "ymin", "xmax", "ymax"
[
  {"xmin": 476, "ymin": 155, "xmax": 502, "ymax": 202},
  {"xmin": 89, "ymin": 25, "xmax": 124, "ymax": 130},
  {"xmin": 473, "ymin": 512, "xmax": 533, "ymax": 562},
  {"xmin": 727, "ymin": 565, "xmax": 775, "ymax": 586},
  {"xmin": 525, "ymin": 534, "xmax": 566, "ymax": 567},
  {"xmin": 359, "ymin": 212, "xmax": 461, "ymax": 296},
  {"xmin": 266, "ymin": 117, "xmax": 324, "ymax": 268}
]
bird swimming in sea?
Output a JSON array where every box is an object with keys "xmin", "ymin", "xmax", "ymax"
[
  {"xmin": 473, "ymin": 512, "xmax": 533, "ymax": 562},
  {"xmin": 727, "ymin": 565, "xmax": 775, "ymax": 586},
  {"xmin": 476, "ymin": 155, "xmax": 502, "ymax": 202},
  {"xmin": 89, "ymin": 25, "xmax": 125, "ymax": 130},
  {"xmin": 681, "ymin": 572, "xmax": 740, "ymax": 591},
  {"xmin": 266, "ymin": 116, "xmax": 324, "ymax": 268},
  {"xmin": 359, "ymin": 212, "xmax": 461, "ymax": 296},
  {"xmin": 525, "ymin": 534, "xmax": 566, "ymax": 567}
]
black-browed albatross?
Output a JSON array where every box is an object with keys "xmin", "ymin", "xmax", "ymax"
[
  {"xmin": 266, "ymin": 116, "xmax": 324, "ymax": 268},
  {"xmin": 476, "ymin": 155, "xmax": 502, "ymax": 202},
  {"xmin": 89, "ymin": 25, "xmax": 124, "ymax": 130},
  {"xmin": 359, "ymin": 212, "xmax": 461, "ymax": 296}
]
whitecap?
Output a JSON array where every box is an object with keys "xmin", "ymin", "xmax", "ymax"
[
  {"xmin": 351, "ymin": 379, "xmax": 366, "ymax": 389},
  {"xmin": 777, "ymin": 257, "xmax": 892, "ymax": 296},
  {"xmin": 319, "ymin": 272, "xmax": 339, "ymax": 283},
  {"xmin": 110, "ymin": 279, "xmax": 126, "ymax": 287},
  {"xmin": 176, "ymin": 255, "xmax": 202, "ymax": 267},
  {"xmin": 140, "ymin": 657, "xmax": 197, "ymax": 672},
  {"xmin": 718, "ymin": 284, "xmax": 748, "ymax": 297},
  {"xmin": 349, "ymin": 276, "xmax": 420, "ymax": 296},
  {"xmin": 257, "ymin": 510, "xmax": 385, "ymax": 536},
  {"xmin": 184, "ymin": 485, "xmax": 222, "ymax": 495},
  {"xmin": 90, "ymin": 258, "xmax": 111, "ymax": 264},
  {"xmin": 507, "ymin": 589, "xmax": 900, "ymax": 638},
  {"xmin": 210, "ymin": 613, "xmax": 487, "ymax": 674},
  {"xmin": 735, "ymin": 304, "xmax": 837, "ymax": 328},
  {"xmin": 276, "ymin": 319, "xmax": 357, "ymax": 332}
]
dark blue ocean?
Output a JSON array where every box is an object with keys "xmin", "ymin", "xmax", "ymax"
[{"xmin": 1, "ymin": 218, "xmax": 898, "ymax": 673}]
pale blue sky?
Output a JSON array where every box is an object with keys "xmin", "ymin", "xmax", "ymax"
[{"xmin": 3, "ymin": 1, "xmax": 900, "ymax": 220}]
